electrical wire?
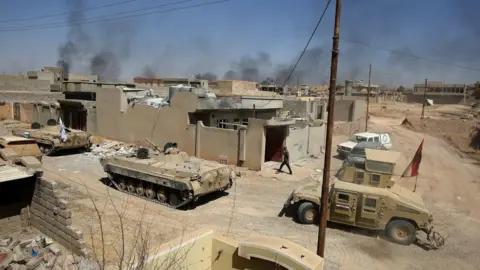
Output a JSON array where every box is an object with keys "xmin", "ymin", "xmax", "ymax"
[
  {"xmin": 0, "ymin": 0, "xmax": 230, "ymax": 32},
  {"xmin": 340, "ymin": 38, "xmax": 480, "ymax": 73},
  {"xmin": 256, "ymin": 0, "xmax": 332, "ymax": 108},
  {"xmin": 0, "ymin": 0, "xmax": 139, "ymax": 23}
]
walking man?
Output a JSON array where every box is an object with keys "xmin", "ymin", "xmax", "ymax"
[{"xmin": 277, "ymin": 146, "xmax": 292, "ymax": 175}]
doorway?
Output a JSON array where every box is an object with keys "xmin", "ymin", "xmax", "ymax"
[{"xmin": 264, "ymin": 126, "xmax": 287, "ymax": 162}]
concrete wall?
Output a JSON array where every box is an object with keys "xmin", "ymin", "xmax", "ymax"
[
  {"xmin": 404, "ymin": 93, "xmax": 465, "ymax": 104},
  {"xmin": 214, "ymin": 80, "xmax": 257, "ymax": 94},
  {"xmin": 143, "ymin": 228, "xmax": 324, "ymax": 270},
  {"xmin": 286, "ymin": 122, "xmax": 326, "ymax": 162},
  {"xmin": 0, "ymin": 91, "xmax": 64, "ymax": 102},
  {"xmin": 333, "ymin": 99, "xmax": 365, "ymax": 122},
  {"xmin": 95, "ymin": 88, "xmax": 272, "ymax": 170},
  {"xmin": 0, "ymin": 103, "xmax": 12, "ymax": 120},
  {"xmin": 30, "ymin": 177, "xmax": 86, "ymax": 256},
  {"xmin": 0, "ymin": 75, "xmax": 51, "ymax": 91},
  {"xmin": 283, "ymin": 98, "xmax": 326, "ymax": 120}
]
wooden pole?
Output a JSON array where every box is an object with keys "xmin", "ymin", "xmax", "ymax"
[
  {"xmin": 317, "ymin": 0, "xmax": 342, "ymax": 258},
  {"xmin": 365, "ymin": 64, "xmax": 371, "ymax": 131},
  {"xmin": 421, "ymin": 78, "xmax": 427, "ymax": 119}
]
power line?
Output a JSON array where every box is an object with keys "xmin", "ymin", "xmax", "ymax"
[
  {"xmin": 257, "ymin": 0, "xmax": 332, "ymax": 108},
  {"xmin": 0, "ymin": 0, "xmax": 139, "ymax": 24},
  {"xmin": 0, "ymin": 0, "xmax": 227, "ymax": 32},
  {"xmin": 341, "ymin": 38, "xmax": 480, "ymax": 73}
]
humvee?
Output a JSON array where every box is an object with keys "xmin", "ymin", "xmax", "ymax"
[
  {"xmin": 282, "ymin": 149, "xmax": 444, "ymax": 248},
  {"xmin": 12, "ymin": 123, "xmax": 91, "ymax": 156}
]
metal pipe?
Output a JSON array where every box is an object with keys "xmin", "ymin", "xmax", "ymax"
[{"xmin": 317, "ymin": 0, "xmax": 342, "ymax": 258}]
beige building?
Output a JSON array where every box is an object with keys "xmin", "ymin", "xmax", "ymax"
[{"xmin": 406, "ymin": 81, "xmax": 468, "ymax": 104}]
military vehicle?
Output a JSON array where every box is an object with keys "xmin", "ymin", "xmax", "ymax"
[
  {"xmin": 12, "ymin": 122, "xmax": 91, "ymax": 156},
  {"xmin": 100, "ymin": 141, "xmax": 234, "ymax": 209},
  {"xmin": 282, "ymin": 149, "xmax": 445, "ymax": 248}
]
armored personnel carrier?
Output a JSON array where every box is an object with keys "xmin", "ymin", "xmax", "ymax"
[
  {"xmin": 282, "ymin": 149, "xmax": 445, "ymax": 248},
  {"xmin": 12, "ymin": 122, "xmax": 91, "ymax": 156},
  {"xmin": 100, "ymin": 142, "xmax": 234, "ymax": 209}
]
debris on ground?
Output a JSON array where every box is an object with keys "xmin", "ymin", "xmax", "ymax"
[
  {"xmin": 85, "ymin": 140, "xmax": 135, "ymax": 160},
  {"xmin": 0, "ymin": 233, "xmax": 67, "ymax": 270}
]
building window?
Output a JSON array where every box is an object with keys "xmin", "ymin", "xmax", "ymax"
[
  {"xmin": 233, "ymin": 118, "xmax": 240, "ymax": 130},
  {"xmin": 216, "ymin": 119, "xmax": 229, "ymax": 129},
  {"xmin": 242, "ymin": 118, "xmax": 249, "ymax": 125},
  {"xmin": 370, "ymin": 174, "xmax": 381, "ymax": 185}
]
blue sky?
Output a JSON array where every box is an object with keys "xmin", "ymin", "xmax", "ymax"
[{"xmin": 0, "ymin": 0, "xmax": 479, "ymax": 87}]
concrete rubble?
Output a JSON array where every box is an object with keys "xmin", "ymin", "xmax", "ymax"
[
  {"xmin": 85, "ymin": 140, "xmax": 135, "ymax": 160},
  {"xmin": 0, "ymin": 234, "xmax": 65, "ymax": 270}
]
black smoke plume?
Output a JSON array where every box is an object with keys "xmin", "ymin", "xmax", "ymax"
[
  {"xmin": 194, "ymin": 72, "xmax": 217, "ymax": 82},
  {"xmin": 142, "ymin": 65, "xmax": 156, "ymax": 77},
  {"xmin": 56, "ymin": 0, "xmax": 133, "ymax": 81}
]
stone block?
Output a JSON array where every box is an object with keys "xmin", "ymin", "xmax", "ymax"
[
  {"xmin": 37, "ymin": 187, "xmax": 57, "ymax": 200},
  {"xmin": 39, "ymin": 178, "xmax": 57, "ymax": 190},
  {"xmin": 56, "ymin": 199, "xmax": 68, "ymax": 210},
  {"xmin": 68, "ymin": 227, "xmax": 83, "ymax": 241},
  {"xmin": 0, "ymin": 237, "xmax": 12, "ymax": 247},
  {"xmin": 38, "ymin": 191, "xmax": 55, "ymax": 206},
  {"xmin": 53, "ymin": 208, "xmax": 71, "ymax": 219},
  {"xmin": 53, "ymin": 214, "xmax": 72, "ymax": 227},
  {"xmin": 48, "ymin": 244, "xmax": 61, "ymax": 256}
]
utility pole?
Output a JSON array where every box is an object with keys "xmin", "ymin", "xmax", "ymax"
[
  {"xmin": 421, "ymin": 78, "xmax": 427, "ymax": 119},
  {"xmin": 463, "ymin": 84, "xmax": 466, "ymax": 104},
  {"xmin": 317, "ymin": 0, "xmax": 342, "ymax": 258},
  {"xmin": 365, "ymin": 64, "xmax": 371, "ymax": 131}
]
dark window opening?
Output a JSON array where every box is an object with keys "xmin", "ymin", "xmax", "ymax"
[
  {"xmin": 338, "ymin": 193, "xmax": 349, "ymax": 203},
  {"xmin": 365, "ymin": 198, "xmax": 377, "ymax": 208}
]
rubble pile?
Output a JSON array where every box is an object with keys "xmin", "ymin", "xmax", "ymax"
[
  {"xmin": 85, "ymin": 140, "xmax": 135, "ymax": 160},
  {"xmin": 0, "ymin": 234, "xmax": 66, "ymax": 270}
]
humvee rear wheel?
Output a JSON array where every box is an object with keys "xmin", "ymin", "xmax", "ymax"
[
  {"xmin": 145, "ymin": 188, "xmax": 155, "ymax": 199},
  {"xmin": 136, "ymin": 185, "xmax": 145, "ymax": 196},
  {"xmin": 127, "ymin": 182, "xmax": 136, "ymax": 193},
  {"xmin": 118, "ymin": 179, "xmax": 127, "ymax": 191},
  {"xmin": 297, "ymin": 202, "xmax": 318, "ymax": 224},
  {"xmin": 386, "ymin": 220, "xmax": 416, "ymax": 245},
  {"xmin": 169, "ymin": 193, "xmax": 180, "ymax": 207},
  {"xmin": 156, "ymin": 190, "xmax": 167, "ymax": 203}
]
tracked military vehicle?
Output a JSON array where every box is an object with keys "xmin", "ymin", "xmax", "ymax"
[
  {"xmin": 100, "ymin": 141, "xmax": 234, "ymax": 209},
  {"xmin": 12, "ymin": 122, "xmax": 91, "ymax": 156},
  {"xmin": 282, "ymin": 149, "xmax": 445, "ymax": 248}
]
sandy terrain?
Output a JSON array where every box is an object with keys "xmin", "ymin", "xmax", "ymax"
[{"xmin": 9, "ymin": 102, "xmax": 480, "ymax": 269}]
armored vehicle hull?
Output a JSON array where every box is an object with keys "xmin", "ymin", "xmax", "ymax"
[
  {"xmin": 12, "ymin": 124, "xmax": 91, "ymax": 156},
  {"xmin": 100, "ymin": 149, "xmax": 233, "ymax": 209}
]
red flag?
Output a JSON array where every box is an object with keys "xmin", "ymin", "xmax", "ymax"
[{"xmin": 402, "ymin": 139, "xmax": 424, "ymax": 177}]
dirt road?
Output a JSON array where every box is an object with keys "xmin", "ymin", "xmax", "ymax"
[{"xmin": 40, "ymin": 111, "xmax": 480, "ymax": 269}]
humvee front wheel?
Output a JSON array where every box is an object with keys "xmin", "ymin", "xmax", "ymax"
[
  {"xmin": 386, "ymin": 220, "xmax": 416, "ymax": 245},
  {"xmin": 39, "ymin": 144, "xmax": 55, "ymax": 156},
  {"xmin": 297, "ymin": 202, "xmax": 318, "ymax": 224}
]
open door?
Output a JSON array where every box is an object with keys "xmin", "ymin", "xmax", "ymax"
[{"xmin": 330, "ymin": 191, "xmax": 358, "ymax": 224}]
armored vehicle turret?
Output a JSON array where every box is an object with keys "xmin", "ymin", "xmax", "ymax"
[
  {"xmin": 100, "ymin": 143, "xmax": 233, "ymax": 209},
  {"xmin": 282, "ymin": 149, "xmax": 445, "ymax": 248}
]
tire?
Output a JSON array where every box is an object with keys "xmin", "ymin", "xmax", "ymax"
[
  {"xmin": 386, "ymin": 219, "xmax": 417, "ymax": 245},
  {"xmin": 297, "ymin": 202, "xmax": 318, "ymax": 224}
]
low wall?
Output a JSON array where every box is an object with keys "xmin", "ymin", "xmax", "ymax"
[
  {"xmin": 404, "ymin": 94, "xmax": 465, "ymax": 104},
  {"xmin": 0, "ymin": 176, "xmax": 36, "ymax": 234},
  {"xmin": 30, "ymin": 177, "xmax": 86, "ymax": 256}
]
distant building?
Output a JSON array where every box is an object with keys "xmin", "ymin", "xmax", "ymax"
[{"xmin": 405, "ymin": 81, "xmax": 468, "ymax": 104}]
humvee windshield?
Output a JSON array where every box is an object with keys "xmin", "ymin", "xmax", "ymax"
[{"xmin": 334, "ymin": 166, "xmax": 345, "ymax": 180}]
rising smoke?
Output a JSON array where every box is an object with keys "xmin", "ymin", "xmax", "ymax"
[
  {"xmin": 223, "ymin": 47, "xmax": 326, "ymax": 86},
  {"xmin": 194, "ymin": 72, "xmax": 217, "ymax": 82},
  {"xmin": 56, "ymin": 0, "xmax": 133, "ymax": 81}
]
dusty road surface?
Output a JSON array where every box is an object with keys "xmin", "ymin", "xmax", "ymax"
[{"xmin": 36, "ymin": 104, "xmax": 480, "ymax": 269}]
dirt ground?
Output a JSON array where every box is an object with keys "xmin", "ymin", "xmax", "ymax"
[{"xmin": 6, "ymin": 102, "xmax": 480, "ymax": 269}]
